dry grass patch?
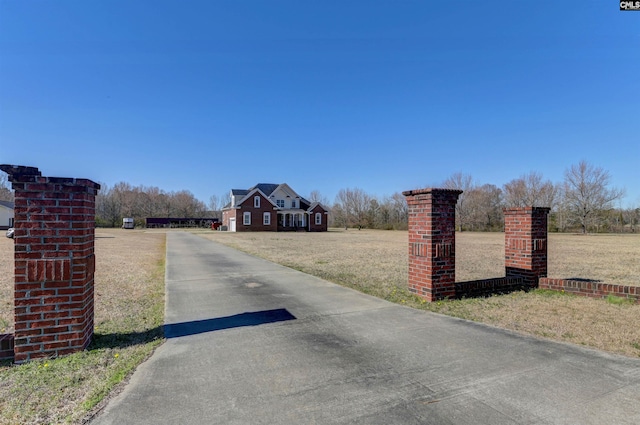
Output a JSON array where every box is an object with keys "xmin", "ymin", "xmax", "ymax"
[
  {"xmin": 548, "ymin": 233, "xmax": 639, "ymax": 285},
  {"xmin": 0, "ymin": 229, "xmax": 165, "ymax": 425},
  {"xmin": 0, "ymin": 236, "xmax": 13, "ymax": 334},
  {"xmin": 195, "ymin": 229, "xmax": 409, "ymax": 298},
  {"xmin": 195, "ymin": 229, "xmax": 640, "ymax": 358},
  {"xmin": 427, "ymin": 291, "xmax": 640, "ymax": 357}
]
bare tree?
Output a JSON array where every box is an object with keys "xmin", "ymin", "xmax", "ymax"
[
  {"xmin": 330, "ymin": 189, "xmax": 407, "ymax": 230},
  {"xmin": 208, "ymin": 195, "xmax": 222, "ymax": 220},
  {"xmin": 375, "ymin": 196, "xmax": 393, "ymax": 229},
  {"xmin": 95, "ymin": 182, "xmax": 210, "ymax": 227},
  {"xmin": 365, "ymin": 198, "xmax": 380, "ymax": 228},
  {"xmin": 95, "ymin": 183, "xmax": 123, "ymax": 227},
  {"xmin": 624, "ymin": 206, "xmax": 640, "ymax": 233},
  {"xmin": 334, "ymin": 188, "xmax": 372, "ymax": 229},
  {"xmin": 466, "ymin": 184, "xmax": 503, "ymax": 231},
  {"xmin": 390, "ymin": 192, "xmax": 408, "ymax": 229},
  {"xmin": 563, "ymin": 160, "xmax": 625, "ymax": 233},
  {"xmin": 442, "ymin": 172, "xmax": 474, "ymax": 231},
  {"xmin": 144, "ymin": 186, "xmax": 166, "ymax": 218},
  {"xmin": 172, "ymin": 190, "xmax": 206, "ymax": 217},
  {"xmin": 0, "ymin": 172, "xmax": 13, "ymax": 201},
  {"xmin": 309, "ymin": 189, "xmax": 330, "ymax": 206},
  {"xmin": 503, "ymin": 171, "xmax": 556, "ymax": 208},
  {"xmin": 551, "ymin": 186, "xmax": 570, "ymax": 232},
  {"xmin": 208, "ymin": 195, "xmax": 219, "ymax": 212},
  {"xmin": 220, "ymin": 192, "xmax": 231, "ymax": 209}
]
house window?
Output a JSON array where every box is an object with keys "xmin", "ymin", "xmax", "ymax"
[
  {"xmin": 254, "ymin": 196, "xmax": 260, "ymax": 208},
  {"xmin": 291, "ymin": 199, "xmax": 297, "ymax": 208},
  {"xmin": 263, "ymin": 212, "xmax": 271, "ymax": 225},
  {"xmin": 243, "ymin": 212, "xmax": 251, "ymax": 225},
  {"xmin": 315, "ymin": 212, "xmax": 322, "ymax": 225},
  {"xmin": 276, "ymin": 199, "xmax": 285, "ymax": 208}
]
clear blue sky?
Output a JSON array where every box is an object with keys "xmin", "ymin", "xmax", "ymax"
[{"xmin": 1, "ymin": 1, "xmax": 638, "ymax": 207}]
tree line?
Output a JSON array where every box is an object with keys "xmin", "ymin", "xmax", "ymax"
[
  {"xmin": 1, "ymin": 160, "xmax": 636, "ymax": 233},
  {"xmin": 94, "ymin": 182, "xmax": 227, "ymax": 228},
  {"xmin": 332, "ymin": 161, "xmax": 637, "ymax": 234}
]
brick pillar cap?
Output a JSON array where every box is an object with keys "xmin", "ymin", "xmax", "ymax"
[
  {"xmin": 0, "ymin": 164, "xmax": 41, "ymax": 181},
  {"xmin": 1, "ymin": 164, "xmax": 100, "ymax": 190},
  {"xmin": 503, "ymin": 207, "xmax": 551, "ymax": 214},
  {"xmin": 402, "ymin": 188, "xmax": 463, "ymax": 197}
]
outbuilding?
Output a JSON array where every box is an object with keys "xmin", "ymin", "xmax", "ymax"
[{"xmin": 0, "ymin": 200, "xmax": 14, "ymax": 230}]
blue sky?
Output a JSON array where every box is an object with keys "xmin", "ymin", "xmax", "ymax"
[{"xmin": 1, "ymin": 1, "xmax": 638, "ymax": 207}]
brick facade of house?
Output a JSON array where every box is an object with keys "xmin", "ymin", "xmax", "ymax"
[
  {"xmin": 234, "ymin": 192, "xmax": 278, "ymax": 232},
  {"xmin": 222, "ymin": 183, "xmax": 329, "ymax": 232},
  {"xmin": 308, "ymin": 204, "xmax": 328, "ymax": 232}
]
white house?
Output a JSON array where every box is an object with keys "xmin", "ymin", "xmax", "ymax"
[{"xmin": 0, "ymin": 200, "xmax": 14, "ymax": 230}]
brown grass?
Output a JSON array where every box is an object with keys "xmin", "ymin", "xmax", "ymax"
[
  {"xmin": 194, "ymin": 229, "xmax": 640, "ymax": 358},
  {"xmin": 0, "ymin": 236, "xmax": 12, "ymax": 334},
  {"xmin": 0, "ymin": 229, "xmax": 165, "ymax": 424},
  {"xmin": 0, "ymin": 230, "xmax": 165, "ymax": 335},
  {"xmin": 93, "ymin": 230, "xmax": 166, "ymax": 335}
]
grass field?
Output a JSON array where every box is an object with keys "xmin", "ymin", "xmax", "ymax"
[
  {"xmin": 195, "ymin": 229, "xmax": 640, "ymax": 288},
  {"xmin": 0, "ymin": 228, "xmax": 638, "ymax": 423}
]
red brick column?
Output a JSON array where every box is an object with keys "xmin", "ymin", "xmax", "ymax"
[
  {"xmin": 504, "ymin": 207, "xmax": 550, "ymax": 288},
  {"xmin": 1, "ymin": 165, "xmax": 100, "ymax": 363},
  {"xmin": 403, "ymin": 188, "xmax": 462, "ymax": 302}
]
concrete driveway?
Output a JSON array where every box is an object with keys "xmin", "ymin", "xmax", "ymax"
[{"xmin": 91, "ymin": 232, "xmax": 640, "ymax": 424}]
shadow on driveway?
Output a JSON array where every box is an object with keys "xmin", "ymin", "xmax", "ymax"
[{"xmin": 163, "ymin": 309, "xmax": 297, "ymax": 338}]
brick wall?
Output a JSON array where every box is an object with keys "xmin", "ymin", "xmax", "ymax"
[
  {"xmin": 222, "ymin": 208, "xmax": 234, "ymax": 230},
  {"xmin": 308, "ymin": 204, "xmax": 328, "ymax": 232},
  {"xmin": 236, "ymin": 192, "xmax": 278, "ymax": 232},
  {"xmin": 1, "ymin": 165, "xmax": 100, "ymax": 363},
  {"xmin": 403, "ymin": 188, "xmax": 462, "ymax": 301},
  {"xmin": 403, "ymin": 190, "xmax": 631, "ymax": 303},
  {"xmin": 539, "ymin": 278, "xmax": 640, "ymax": 303},
  {"xmin": 504, "ymin": 207, "xmax": 550, "ymax": 288},
  {"xmin": 455, "ymin": 277, "xmax": 527, "ymax": 299}
]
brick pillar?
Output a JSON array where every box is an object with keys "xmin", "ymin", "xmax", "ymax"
[
  {"xmin": 0, "ymin": 165, "xmax": 100, "ymax": 363},
  {"xmin": 504, "ymin": 207, "xmax": 550, "ymax": 288},
  {"xmin": 403, "ymin": 188, "xmax": 462, "ymax": 302}
]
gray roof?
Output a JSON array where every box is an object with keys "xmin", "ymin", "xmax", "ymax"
[
  {"xmin": 0, "ymin": 200, "xmax": 14, "ymax": 209},
  {"xmin": 249, "ymin": 183, "xmax": 280, "ymax": 197},
  {"xmin": 229, "ymin": 183, "xmax": 318, "ymax": 209}
]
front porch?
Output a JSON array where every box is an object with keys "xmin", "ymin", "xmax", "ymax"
[{"xmin": 277, "ymin": 210, "xmax": 308, "ymax": 231}]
